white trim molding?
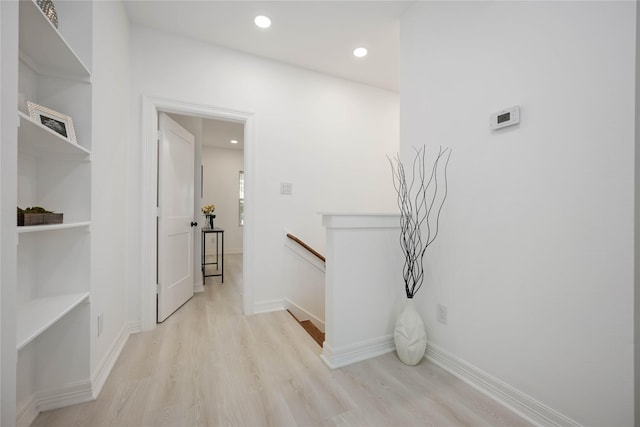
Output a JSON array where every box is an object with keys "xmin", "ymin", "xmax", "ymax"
[
  {"xmin": 321, "ymin": 335, "xmax": 395, "ymax": 369},
  {"xmin": 37, "ymin": 380, "xmax": 93, "ymax": 412},
  {"xmin": 426, "ymin": 343, "xmax": 582, "ymax": 427},
  {"xmin": 223, "ymin": 249, "xmax": 244, "ymax": 255},
  {"xmin": 140, "ymin": 95, "xmax": 158, "ymax": 331},
  {"xmin": 253, "ymin": 299, "xmax": 285, "ymax": 314},
  {"xmin": 127, "ymin": 320, "xmax": 142, "ymax": 335},
  {"xmin": 17, "ymin": 380, "xmax": 93, "ymax": 427},
  {"xmin": 140, "ymin": 96, "xmax": 256, "ymax": 329},
  {"xmin": 15, "ymin": 324, "xmax": 132, "ymax": 427},
  {"xmin": 194, "ymin": 280, "xmax": 204, "ymax": 294},
  {"xmin": 16, "ymin": 395, "xmax": 38, "ymax": 427},
  {"xmin": 91, "ymin": 325, "xmax": 130, "ymax": 398}
]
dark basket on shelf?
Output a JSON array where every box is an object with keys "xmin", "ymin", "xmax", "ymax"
[
  {"xmin": 18, "ymin": 212, "xmax": 63, "ymax": 226},
  {"xmin": 45, "ymin": 213, "xmax": 63, "ymax": 224}
]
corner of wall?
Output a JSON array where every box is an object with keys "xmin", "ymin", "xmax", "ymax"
[
  {"xmin": 1, "ymin": 1, "xmax": 19, "ymax": 425},
  {"xmin": 90, "ymin": 324, "xmax": 129, "ymax": 399},
  {"xmin": 634, "ymin": 2, "xmax": 640, "ymax": 424}
]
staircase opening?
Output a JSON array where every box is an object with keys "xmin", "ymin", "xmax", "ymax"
[
  {"xmin": 287, "ymin": 310, "xmax": 325, "ymax": 347},
  {"xmin": 284, "ymin": 232, "xmax": 326, "ymax": 347}
]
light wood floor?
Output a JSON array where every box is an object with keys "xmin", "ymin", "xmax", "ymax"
[{"xmin": 33, "ymin": 254, "xmax": 532, "ymax": 427}]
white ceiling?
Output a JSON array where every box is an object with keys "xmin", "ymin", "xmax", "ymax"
[
  {"xmin": 202, "ymin": 117, "xmax": 244, "ymax": 150},
  {"xmin": 124, "ymin": 1, "xmax": 412, "ymax": 92},
  {"xmin": 168, "ymin": 112, "xmax": 244, "ymax": 150}
]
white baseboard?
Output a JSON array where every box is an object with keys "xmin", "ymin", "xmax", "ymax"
[
  {"xmin": 253, "ymin": 298, "xmax": 285, "ymax": 314},
  {"xmin": 16, "ymin": 325, "xmax": 130, "ymax": 427},
  {"xmin": 128, "ymin": 320, "xmax": 142, "ymax": 334},
  {"xmin": 16, "ymin": 394, "xmax": 38, "ymax": 427},
  {"xmin": 204, "ymin": 250, "xmax": 242, "ymax": 256},
  {"xmin": 426, "ymin": 343, "xmax": 581, "ymax": 427},
  {"xmin": 17, "ymin": 379, "xmax": 94, "ymax": 427},
  {"xmin": 321, "ymin": 334, "xmax": 395, "ymax": 369},
  {"xmin": 91, "ymin": 325, "xmax": 130, "ymax": 398},
  {"xmin": 224, "ymin": 249, "xmax": 243, "ymax": 255},
  {"xmin": 17, "ymin": 325, "xmax": 132, "ymax": 427},
  {"xmin": 36, "ymin": 380, "xmax": 93, "ymax": 412},
  {"xmin": 194, "ymin": 280, "xmax": 204, "ymax": 293},
  {"xmin": 283, "ymin": 298, "xmax": 325, "ymax": 332}
]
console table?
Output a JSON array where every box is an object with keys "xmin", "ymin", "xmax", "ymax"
[{"xmin": 202, "ymin": 227, "xmax": 224, "ymax": 283}]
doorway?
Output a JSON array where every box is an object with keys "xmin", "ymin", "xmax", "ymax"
[
  {"xmin": 199, "ymin": 117, "xmax": 245, "ymax": 277},
  {"xmin": 140, "ymin": 96, "xmax": 256, "ymax": 331}
]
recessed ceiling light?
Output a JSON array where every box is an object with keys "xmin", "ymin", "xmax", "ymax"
[
  {"xmin": 254, "ymin": 15, "xmax": 271, "ymax": 29},
  {"xmin": 353, "ymin": 47, "xmax": 368, "ymax": 58},
  {"xmin": 230, "ymin": 140, "xmax": 238, "ymax": 144}
]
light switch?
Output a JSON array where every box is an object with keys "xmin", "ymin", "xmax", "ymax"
[{"xmin": 280, "ymin": 182, "xmax": 293, "ymax": 195}]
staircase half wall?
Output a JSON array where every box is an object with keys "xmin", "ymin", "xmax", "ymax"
[{"xmin": 321, "ymin": 213, "xmax": 404, "ymax": 368}]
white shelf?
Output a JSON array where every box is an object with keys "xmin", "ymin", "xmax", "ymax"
[
  {"xmin": 18, "ymin": 112, "xmax": 90, "ymax": 157},
  {"xmin": 18, "ymin": 0, "xmax": 90, "ymax": 80},
  {"xmin": 17, "ymin": 221, "xmax": 90, "ymax": 234},
  {"xmin": 17, "ymin": 292, "xmax": 90, "ymax": 351},
  {"xmin": 9, "ymin": 0, "xmax": 94, "ymax": 419}
]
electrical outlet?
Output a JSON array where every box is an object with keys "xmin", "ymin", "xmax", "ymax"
[
  {"xmin": 437, "ymin": 304, "xmax": 448, "ymax": 325},
  {"xmin": 97, "ymin": 313, "xmax": 104, "ymax": 336}
]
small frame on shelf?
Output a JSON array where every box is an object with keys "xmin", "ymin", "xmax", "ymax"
[{"xmin": 27, "ymin": 101, "xmax": 77, "ymax": 143}]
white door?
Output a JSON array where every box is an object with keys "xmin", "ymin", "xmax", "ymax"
[{"xmin": 157, "ymin": 113, "xmax": 195, "ymax": 322}]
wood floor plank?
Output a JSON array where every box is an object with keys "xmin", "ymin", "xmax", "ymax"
[{"xmin": 31, "ymin": 254, "xmax": 533, "ymax": 427}]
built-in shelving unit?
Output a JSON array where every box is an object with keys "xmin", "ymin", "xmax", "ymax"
[
  {"xmin": 18, "ymin": 0, "xmax": 91, "ymax": 80},
  {"xmin": 16, "ymin": 292, "xmax": 90, "ymax": 351},
  {"xmin": 17, "ymin": 222, "xmax": 91, "ymax": 234},
  {"xmin": 14, "ymin": 1, "xmax": 94, "ymax": 425},
  {"xmin": 18, "ymin": 111, "xmax": 91, "ymax": 157}
]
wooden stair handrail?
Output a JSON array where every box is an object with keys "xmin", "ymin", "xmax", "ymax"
[{"xmin": 286, "ymin": 233, "xmax": 326, "ymax": 263}]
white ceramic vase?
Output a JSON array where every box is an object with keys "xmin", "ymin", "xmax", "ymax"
[{"xmin": 394, "ymin": 298, "xmax": 427, "ymax": 365}]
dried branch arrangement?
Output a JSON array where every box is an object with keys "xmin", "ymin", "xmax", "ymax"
[{"xmin": 388, "ymin": 146, "xmax": 452, "ymax": 298}]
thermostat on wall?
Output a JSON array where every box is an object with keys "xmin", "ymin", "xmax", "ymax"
[{"xmin": 490, "ymin": 105, "xmax": 520, "ymax": 130}]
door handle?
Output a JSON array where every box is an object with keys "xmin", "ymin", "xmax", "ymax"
[{"xmin": 191, "ymin": 221, "xmax": 198, "ymax": 227}]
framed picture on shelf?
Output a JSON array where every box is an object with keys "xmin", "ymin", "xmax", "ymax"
[{"xmin": 27, "ymin": 101, "xmax": 77, "ymax": 144}]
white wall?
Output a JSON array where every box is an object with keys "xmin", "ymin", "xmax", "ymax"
[
  {"xmin": 400, "ymin": 2, "xmax": 635, "ymax": 425},
  {"xmin": 636, "ymin": 1, "xmax": 640, "ymax": 422},
  {"xmin": 0, "ymin": 2, "xmax": 19, "ymax": 424},
  {"xmin": 201, "ymin": 146, "xmax": 244, "ymax": 254},
  {"xmin": 90, "ymin": 0, "xmax": 130, "ymax": 378},
  {"xmin": 127, "ymin": 25, "xmax": 399, "ymax": 317}
]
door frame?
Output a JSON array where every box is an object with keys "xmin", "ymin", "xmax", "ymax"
[{"xmin": 140, "ymin": 96, "xmax": 256, "ymax": 331}]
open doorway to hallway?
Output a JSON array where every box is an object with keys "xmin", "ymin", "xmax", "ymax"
[
  {"xmin": 199, "ymin": 118, "xmax": 245, "ymax": 284},
  {"xmin": 140, "ymin": 96, "xmax": 256, "ymax": 331},
  {"xmin": 166, "ymin": 113, "xmax": 245, "ymax": 291}
]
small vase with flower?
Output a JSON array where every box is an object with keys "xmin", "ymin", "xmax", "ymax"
[{"xmin": 202, "ymin": 204, "xmax": 216, "ymax": 230}]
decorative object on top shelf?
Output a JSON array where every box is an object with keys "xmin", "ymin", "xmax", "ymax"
[
  {"xmin": 27, "ymin": 101, "xmax": 76, "ymax": 144},
  {"xmin": 36, "ymin": 0, "xmax": 58, "ymax": 28},
  {"xmin": 388, "ymin": 145, "xmax": 452, "ymax": 365},
  {"xmin": 17, "ymin": 206, "xmax": 63, "ymax": 226},
  {"xmin": 202, "ymin": 203, "xmax": 216, "ymax": 229}
]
